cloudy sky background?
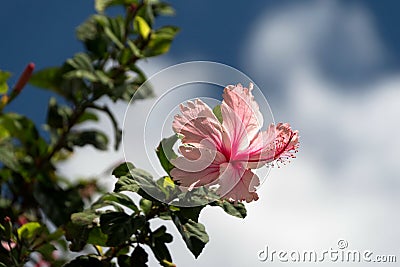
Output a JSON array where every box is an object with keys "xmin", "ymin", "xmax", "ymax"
[{"xmin": 2, "ymin": 0, "xmax": 400, "ymax": 266}]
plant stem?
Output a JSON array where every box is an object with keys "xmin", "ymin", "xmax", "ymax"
[
  {"xmin": 36, "ymin": 101, "xmax": 88, "ymax": 169},
  {"xmin": 87, "ymin": 103, "xmax": 121, "ymax": 150}
]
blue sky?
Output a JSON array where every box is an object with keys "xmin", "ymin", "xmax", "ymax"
[
  {"xmin": 2, "ymin": 0, "xmax": 400, "ymax": 70},
  {"xmin": 2, "ymin": 1, "xmax": 400, "ymax": 266},
  {"xmin": 1, "ymin": 0, "xmax": 400, "ymax": 125}
]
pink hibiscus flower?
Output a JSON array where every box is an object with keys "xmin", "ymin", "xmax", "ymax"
[{"xmin": 171, "ymin": 83, "xmax": 299, "ymax": 202}]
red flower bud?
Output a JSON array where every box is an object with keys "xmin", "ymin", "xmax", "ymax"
[
  {"xmin": 129, "ymin": 3, "xmax": 137, "ymax": 13},
  {"xmin": 14, "ymin": 62, "xmax": 35, "ymax": 93}
]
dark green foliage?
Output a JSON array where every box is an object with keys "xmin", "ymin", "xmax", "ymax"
[
  {"xmin": 66, "ymin": 130, "xmax": 109, "ymax": 151},
  {"xmin": 64, "ymin": 255, "xmax": 111, "ymax": 267},
  {"xmin": 130, "ymin": 245, "xmax": 149, "ymax": 267},
  {"xmin": 211, "ymin": 199, "xmax": 247, "ymax": 219},
  {"xmin": 172, "ymin": 215, "xmax": 209, "ymax": 258},
  {"xmin": 0, "ymin": 0, "xmax": 180, "ymax": 265},
  {"xmin": 0, "ymin": 0, "xmax": 249, "ymax": 266},
  {"xmin": 33, "ymin": 183, "xmax": 84, "ymax": 227},
  {"xmin": 156, "ymin": 135, "xmax": 178, "ymax": 175},
  {"xmin": 143, "ymin": 26, "xmax": 179, "ymax": 57}
]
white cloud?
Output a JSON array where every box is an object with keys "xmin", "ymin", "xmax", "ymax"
[
  {"xmin": 244, "ymin": 0, "xmax": 386, "ymax": 84},
  {"xmin": 59, "ymin": 1, "xmax": 400, "ymax": 266},
  {"xmin": 237, "ymin": 1, "xmax": 400, "ymax": 266}
]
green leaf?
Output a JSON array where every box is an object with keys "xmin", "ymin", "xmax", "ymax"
[
  {"xmin": 133, "ymin": 169, "xmax": 165, "ymax": 199},
  {"xmin": 104, "ymin": 26, "xmax": 124, "ymax": 49},
  {"xmin": 29, "ymin": 67, "xmax": 83, "ymax": 100},
  {"xmin": 31, "ymin": 66, "xmax": 90, "ymax": 101},
  {"xmin": 130, "ymin": 245, "xmax": 148, "ymax": 267},
  {"xmin": 114, "ymin": 168, "xmax": 164, "ymax": 201},
  {"xmin": 134, "ymin": 16, "xmax": 151, "ymax": 39},
  {"xmin": 47, "ymin": 97, "xmax": 72, "ymax": 129},
  {"xmin": 149, "ymin": 226, "xmax": 174, "ymax": 265},
  {"xmin": 91, "ymin": 200, "xmax": 124, "ymax": 213},
  {"xmin": 0, "ymin": 141, "xmax": 19, "ymax": 171},
  {"xmin": 30, "ymin": 67, "xmax": 62, "ymax": 91},
  {"xmin": 34, "ymin": 183, "xmax": 84, "ymax": 227},
  {"xmin": 172, "ymin": 215, "xmax": 209, "ymax": 258},
  {"xmin": 67, "ymin": 130, "xmax": 109, "ymax": 150},
  {"xmin": 114, "ymin": 175, "xmax": 141, "ymax": 193},
  {"xmin": 64, "ymin": 70, "xmax": 98, "ymax": 82},
  {"xmin": 87, "ymin": 227, "xmax": 108, "ymax": 246},
  {"xmin": 154, "ymin": 176, "xmax": 181, "ymax": 204},
  {"xmin": 117, "ymin": 255, "xmax": 130, "ymax": 267},
  {"xmin": 67, "ymin": 213, "xmax": 107, "ymax": 248},
  {"xmin": 0, "ymin": 122, "xmax": 10, "ymax": 140},
  {"xmin": 112, "ymin": 162, "xmax": 135, "ymax": 178},
  {"xmin": 156, "ymin": 135, "xmax": 178, "ymax": 175},
  {"xmin": 143, "ymin": 26, "xmax": 179, "ymax": 57},
  {"xmin": 17, "ymin": 222, "xmax": 42, "ymax": 240},
  {"xmin": 152, "ymin": 225, "xmax": 173, "ymax": 243},
  {"xmin": 95, "ymin": 0, "xmax": 137, "ymax": 13},
  {"xmin": 65, "ymin": 222, "xmax": 90, "ymax": 252},
  {"xmin": 64, "ymin": 255, "xmax": 110, "ymax": 267},
  {"xmin": 0, "ymin": 113, "xmax": 47, "ymax": 157},
  {"xmin": 77, "ymin": 15, "xmax": 108, "ymax": 57},
  {"xmin": 76, "ymin": 15, "xmax": 98, "ymax": 42},
  {"xmin": 95, "ymin": 0, "xmax": 113, "ymax": 13},
  {"xmin": 175, "ymin": 206, "xmax": 204, "ymax": 223},
  {"xmin": 77, "ymin": 111, "xmax": 99, "ymax": 124},
  {"xmin": 94, "ymin": 70, "xmax": 113, "ymax": 87},
  {"xmin": 94, "ymin": 192, "xmax": 139, "ymax": 214},
  {"xmin": 118, "ymin": 47, "xmax": 133, "ymax": 65},
  {"xmin": 139, "ymin": 198, "xmax": 152, "ymax": 215},
  {"xmin": 0, "ymin": 70, "xmax": 11, "ymax": 94},
  {"xmin": 149, "ymin": 235, "xmax": 172, "ymax": 264},
  {"xmin": 153, "ymin": 2, "xmax": 176, "ymax": 17},
  {"xmin": 71, "ymin": 211, "xmax": 99, "ymax": 227},
  {"xmin": 127, "ymin": 40, "xmax": 144, "ymax": 58},
  {"xmin": 212, "ymin": 105, "xmax": 223, "ymax": 123},
  {"xmin": 100, "ymin": 212, "xmax": 145, "ymax": 246},
  {"xmin": 211, "ymin": 200, "xmax": 247, "ymax": 219},
  {"xmin": 172, "ymin": 186, "xmax": 219, "ymax": 207},
  {"xmin": 137, "ymin": 2, "xmax": 155, "ymax": 26},
  {"xmin": 161, "ymin": 176, "xmax": 175, "ymax": 189},
  {"xmin": 100, "ymin": 212, "xmax": 133, "ymax": 246},
  {"xmin": 118, "ymin": 65, "xmax": 153, "ymax": 102},
  {"xmin": 112, "ymin": 81, "xmax": 153, "ymax": 102},
  {"xmin": 67, "ymin": 53, "xmax": 94, "ymax": 71},
  {"xmin": 93, "ymin": 14, "xmax": 109, "ymax": 27}
]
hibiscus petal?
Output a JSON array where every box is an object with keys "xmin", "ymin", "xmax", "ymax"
[
  {"xmin": 170, "ymin": 164, "xmax": 220, "ymax": 189},
  {"xmin": 238, "ymin": 124, "xmax": 276, "ymax": 168},
  {"xmin": 234, "ymin": 123, "xmax": 299, "ymax": 168},
  {"xmin": 171, "ymin": 143, "xmax": 226, "ymax": 173},
  {"xmin": 217, "ymin": 163, "xmax": 260, "ymax": 202},
  {"xmin": 170, "ymin": 144, "xmax": 226, "ymax": 189},
  {"xmin": 221, "ymin": 83, "xmax": 264, "ymax": 155},
  {"xmin": 172, "ymin": 99, "xmax": 223, "ymax": 149}
]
